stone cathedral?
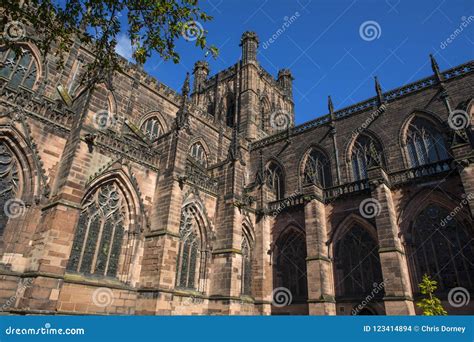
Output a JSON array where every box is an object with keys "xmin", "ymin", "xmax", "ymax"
[{"xmin": 0, "ymin": 30, "xmax": 473, "ymax": 316}]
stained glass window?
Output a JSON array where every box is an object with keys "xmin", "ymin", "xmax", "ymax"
[
  {"xmin": 303, "ymin": 149, "xmax": 331, "ymax": 187},
  {"xmin": 241, "ymin": 235, "xmax": 252, "ymax": 296},
  {"xmin": 0, "ymin": 142, "xmax": 20, "ymax": 236},
  {"xmin": 273, "ymin": 229, "xmax": 308, "ymax": 302},
  {"xmin": 410, "ymin": 204, "xmax": 474, "ymax": 291},
  {"xmin": 67, "ymin": 183, "xmax": 126, "ymax": 277},
  {"xmin": 265, "ymin": 163, "xmax": 284, "ymax": 200},
  {"xmin": 351, "ymin": 135, "xmax": 383, "ymax": 181},
  {"xmin": 176, "ymin": 207, "xmax": 201, "ymax": 290},
  {"xmin": 141, "ymin": 117, "xmax": 163, "ymax": 141},
  {"xmin": 189, "ymin": 143, "xmax": 207, "ymax": 168},
  {"xmin": 0, "ymin": 47, "xmax": 37, "ymax": 90},
  {"xmin": 406, "ymin": 118, "xmax": 449, "ymax": 167},
  {"xmin": 335, "ymin": 225, "xmax": 384, "ymax": 297}
]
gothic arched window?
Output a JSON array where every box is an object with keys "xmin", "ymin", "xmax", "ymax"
[
  {"xmin": 273, "ymin": 228, "xmax": 308, "ymax": 302},
  {"xmin": 226, "ymin": 95, "xmax": 235, "ymax": 128},
  {"xmin": 67, "ymin": 183, "xmax": 126, "ymax": 277},
  {"xmin": 406, "ymin": 118, "xmax": 449, "ymax": 167},
  {"xmin": 189, "ymin": 142, "xmax": 207, "ymax": 168},
  {"xmin": 265, "ymin": 162, "xmax": 284, "ymax": 200},
  {"xmin": 410, "ymin": 204, "xmax": 474, "ymax": 291},
  {"xmin": 260, "ymin": 99, "xmax": 270, "ymax": 130},
  {"xmin": 176, "ymin": 207, "xmax": 202, "ymax": 290},
  {"xmin": 335, "ymin": 225, "xmax": 384, "ymax": 297},
  {"xmin": 351, "ymin": 135, "xmax": 383, "ymax": 181},
  {"xmin": 207, "ymin": 95, "xmax": 215, "ymax": 117},
  {"xmin": 303, "ymin": 149, "xmax": 332, "ymax": 187},
  {"xmin": 241, "ymin": 234, "xmax": 252, "ymax": 296},
  {"xmin": 141, "ymin": 117, "xmax": 163, "ymax": 141},
  {"xmin": 0, "ymin": 142, "xmax": 20, "ymax": 236},
  {"xmin": 0, "ymin": 47, "xmax": 38, "ymax": 90}
]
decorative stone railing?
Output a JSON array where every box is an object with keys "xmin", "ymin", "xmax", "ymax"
[
  {"xmin": 388, "ymin": 159, "xmax": 453, "ymax": 187},
  {"xmin": 0, "ymin": 80, "xmax": 74, "ymax": 131},
  {"xmin": 251, "ymin": 60, "xmax": 474, "ymax": 150},
  {"xmin": 184, "ymin": 162, "xmax": 218, "ymax": 194},
  {"xmin": 266, "ymin": 159, "xmax": 455, "ymax": 211}
]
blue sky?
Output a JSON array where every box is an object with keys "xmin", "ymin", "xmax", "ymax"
[{"xmin": 116, "ymin": 0, "xmax": 474, "ymax": 125}]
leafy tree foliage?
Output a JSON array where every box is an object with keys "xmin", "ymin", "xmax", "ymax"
[
  {"xmin": 1, "ymin": 0, "xmax": 217, "ymax": 87},
  {"xmin": 416, "ymin": 274, "xmax": 447, "ymax": 316}
]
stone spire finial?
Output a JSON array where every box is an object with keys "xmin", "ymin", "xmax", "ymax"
[
  {"xmin": 430, "ymin": 54, "xmax": 444, "ymax": 83},
  {"xmin": 182, "ymin": 72, "xmax": 190, "ymax": 98},
  {"xmin": 374, "ymin": 76, "xmax": 384, "ymax": 105},
  {"xmin": 328, "ymin": 95, "xmax": 334, "ymax": 117}
]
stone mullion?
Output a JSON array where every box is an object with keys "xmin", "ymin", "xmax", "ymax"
[{"xmin": 368, "ymin": 167, "xmax": 415, "ymax": 315}]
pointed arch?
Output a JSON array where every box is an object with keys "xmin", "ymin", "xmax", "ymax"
[
  {"xmin": 400, "ymin": 195, "xmax": 474, "ymax": 293},
  {"xmin": 259, "ymin": 95, "xmax": 271, "ymax": 131},
  {"xmin": 346, "ymin": 131, "xmax": 385, "ymax": 181},
  {"xmin": 139, "ymin": 111, "xmax": 169, "ymax": 140},
  {"xmin": 176, "ymin": 192, "xmax": 212, "ymax": 292},
  {"xmin": 0, "ymin": 43, "xmax": 42, "ymax": 91},
  {"xmin": 241, "ymin": 221, "xmax": 254, "ymax": 296},
  {"xmin": 399, "ymin": 111, "xmax": 449, "ymax": 168},
  {"xmin": 265, "ymin": 159, "xmax": 285, "ymax": 200},
  {"xmin": 67, "ymin": 168, "xmax": 144, "ymax": 282},
  {"xmin": 188, "ymin": 137, "xmax": 210, "ymax": 168},
  {"xmin": 299, "ymin": 145, "xmax": 332, "ymax": 188},
  {"xmin": 225, "ymin": 92, "xmax": 235, "ymax": 128},
  {"xmin": 272, "ymin": 225, "xmax": 308, "ymax": 303},
  {"xmin": 331, "ymin": 214, "xmax": 384, "ymax": 299}
]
